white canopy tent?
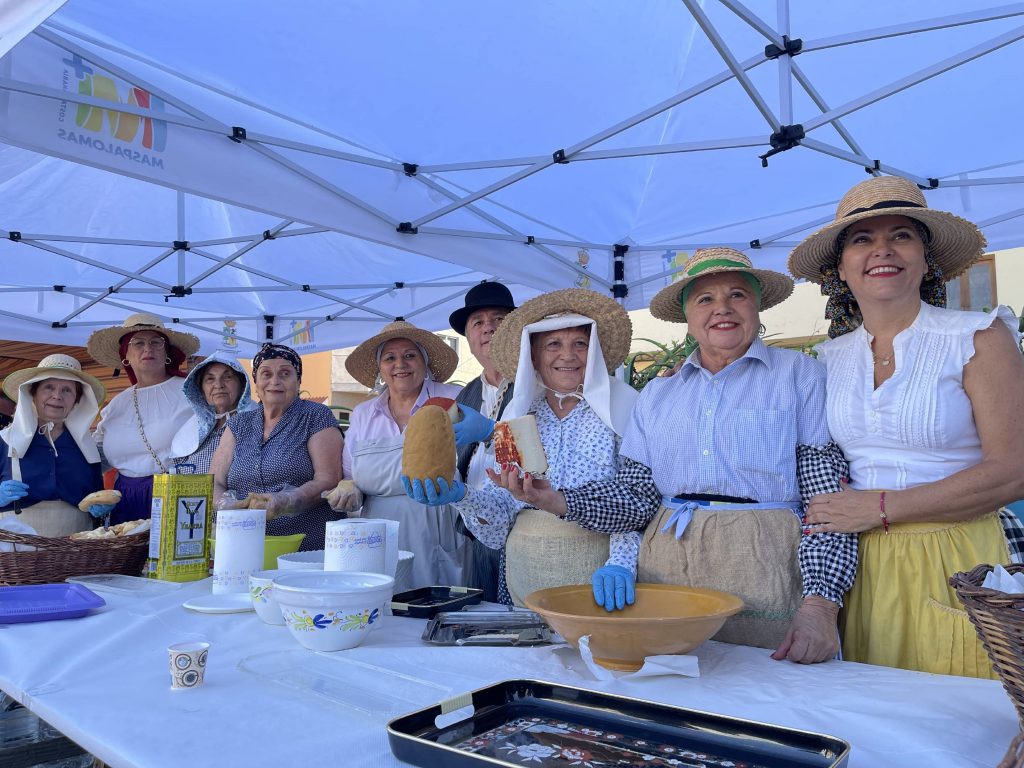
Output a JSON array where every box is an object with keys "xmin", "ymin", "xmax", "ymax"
[{"xmin": 0, "ymin": 0, "xmax": 1020, "ymax": 354}]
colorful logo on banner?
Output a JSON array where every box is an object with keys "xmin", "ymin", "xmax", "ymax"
[
  {"xmin": 574, "ymin": 248, "xmax": 591, "ymax": 288},
  {"xmin": 56, "ymin": 54, "xmax": 167, "ymax": 168},
  {"xmin": 221, "ymin": 319, "xmax": 238, "ymax": 349},
  {"xmin": 662, "ymin": 250, "xmax": 689, "ymax": 283},
  {"xmin": 289, "ymin": 320, "xmax": 314, "ymax": 348}
]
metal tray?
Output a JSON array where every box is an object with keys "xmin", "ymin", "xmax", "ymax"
[
  {"xmin": 388, "ymin": 679, "xmax": 850, "ymax": 768},
  {"xmin": 421, "ymin": 609, "xmax": 554, "ymax": 646},
  {"xmin": 391, "ymin": 586, "xmax": 483, "ymax": 618},
  {"xmin": 0, "ymin": 584, "xmax": 105, "ymax": 624}
]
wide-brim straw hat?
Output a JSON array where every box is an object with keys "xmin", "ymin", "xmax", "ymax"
[
  {"xmin": 345, "ymin": 320, "xmax": 459, "ymax": 389},
  {"xmin": 788, "ymin": 175, "xmax": 987, "ymax": 284},
  {"xmin": 490, "ymin": 288, "xmax": 632, "ymax": 379},
  {"xmin": 2, "ymin": 353, "xmax": 105, "ymax": 404},
  {"xmin": 650, "ymin": 247, "xmax": 794, "ymax": 323},
  {"xmin": 87, "ymin": 312, "xmax": 201, "ymax": 369}
]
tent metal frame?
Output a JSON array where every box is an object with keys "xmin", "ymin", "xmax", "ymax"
[{"xmin": 0, "ymin": 1, "xmax": 1020, "ymax": 345}]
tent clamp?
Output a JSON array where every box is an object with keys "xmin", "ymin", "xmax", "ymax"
[
  {"xmin": 749, "ymin": 239, "xmax": 761, "ymax": 249},
  {"xmin": 397, "ymin": 222, "xmax": 418, "ymax": 234},
  {"xmin": 394, "ymin": 282, "xmax": 405, "ymax": 289},
  {"xmin": 173, "ymin": 240, "xmax": 189, "ymax": 251},
  {"xmin": 525, "ymin": 235, "xmax": 535, "ymax": 245},
  {"xmin": 8, "ymin": 231, "xmax": 20, "ymax": 242},
  {"xmin": 764, "ymin": 36, "xmax": 802, "ymax": 60},
  {"xmin": 53, "ymin": 285, "xmax": 65, "ymax": 292},
  {"xmin": 51, "ymin": 322, "xmax": 67, "ymax": 329},
  {"xmin": 302, "ymin": 284, "xmax": 311, "ymax": 292},
  {"xmin": 612, "ymin": 244, "xmax": 628, "ymax": 299},
  {"xmin": 919, "ymin": 178, "xmax": 940, "ymax": 189},
  {"xmin": 394, "ymin": 316, "xmax": 405, "ymax": 321},
  {"xmin": 230, "ymin": 126, "xmax": 247, "ymax": 143},
  {"xmin": 403, "ymin": 163, "xmax": 418, "ymax": 177},
  {"xmin": 165, "ymin": 285, "xmax": 192, "ymax": 301},
  {"xmin": 552, "ymin": 149, "xmax": 569, "ymax": 164},
  {"xmin": 864, "ymin": 160, "xmax": 881, "ymax": 175},
  {"xmin": 759, "ymin": 124, "xmax": 805, "ymax": 167},
  {"xmin": 263, "ymin": 230, "xmax": 276, "ymax": 240}
]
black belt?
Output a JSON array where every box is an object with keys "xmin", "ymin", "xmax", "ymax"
[{"xmin": 671, "ymin": 492, "xmax": 758, "ymax": 505}]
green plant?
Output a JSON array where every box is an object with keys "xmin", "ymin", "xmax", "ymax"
[{"xmin": 627, "ymin": 337, "xmax": 698, "ymax": 391}]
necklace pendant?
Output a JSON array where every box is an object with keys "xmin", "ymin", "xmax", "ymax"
[{"xmin": 881, "ymin": 358, "xmax": 890, "ymax": 367}]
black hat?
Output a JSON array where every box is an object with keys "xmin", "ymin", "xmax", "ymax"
[{"xmin": 448, "ymin": 281, "xmax": 517, "ymax": 336}]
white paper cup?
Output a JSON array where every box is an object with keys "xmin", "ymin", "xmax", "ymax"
[
  {"xmin": 168, "ymin": 642, "xmax": 209, "ymax": 690},
  {"xmin": 324, "ymin": 519, "xmax": 387, "ymax": 574}
]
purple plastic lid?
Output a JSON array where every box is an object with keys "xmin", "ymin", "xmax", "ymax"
[{"xmin": 0, "ymin": 583, "xmax": 106, "ymax": 624}]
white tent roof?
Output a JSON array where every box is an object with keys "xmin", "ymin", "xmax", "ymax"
[{"xmin": 0, "ymin": 1, "xmax": 1021, "ymax": 354}]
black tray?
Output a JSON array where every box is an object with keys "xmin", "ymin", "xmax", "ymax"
[
  {"xmin": 391, "ymin": 586, "xmax": 483, "ymax": 618},
  {"xmin": 388, "ymin": 679, "xmax": 850, "ymax": 768}
]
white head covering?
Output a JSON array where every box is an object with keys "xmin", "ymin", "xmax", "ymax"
[
  {"xmin": 502, "ymin": 313, "xmax": 637, "ymax": 437},
  {"xmin": 1, "ymin": 370, "xmax": 101, "ymax": 463}
]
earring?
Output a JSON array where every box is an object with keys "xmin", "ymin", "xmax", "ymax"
[
  {"xmin": 121, "ymin": 359, "xmax": 131, "ymax": 368},
  {"xmin": 165, "ymin": 355, "xmax": 172, "ymax": 364},
  {"xmin": 758, "ymin": 323, "xmax": 767, "ymax": 337}
]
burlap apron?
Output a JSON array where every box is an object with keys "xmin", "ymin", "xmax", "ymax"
[
  {"xmin": 351, "ymin": 434, "xmax": 470, "ymax": 590},
  {"xmin": 504, "ymin": 508, "xmax": 610, "ymax": 607},
  {"xmin": 0, "ymin": 500, "xmax": 91, "ymax": 538},
  {"xmin": 639, "ymin": 500, "xmax": 802, "ymax": 649}
]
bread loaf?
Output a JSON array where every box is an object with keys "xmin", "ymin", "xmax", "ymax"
[
  {"xmin": 422, "ymin": 397, "xmax": 462, "ymax": 423},
  {"xmin": 402, "ymin": 404, "xmax": 456, "ymax": 483},
  {"xmin": 77, "ymin": 489, "xmax": 122, "ymax": 512}
]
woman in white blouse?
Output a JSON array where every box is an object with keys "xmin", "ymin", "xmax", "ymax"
[
  {"xmin": 87, "ymin": 313, "xmax": 198, "ymax": 524},
  {"xmin": 790, "ymin": 176, "xmax": 1024, "ymax": 678}
]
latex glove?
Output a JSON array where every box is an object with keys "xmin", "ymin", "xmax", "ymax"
[
  {"xmin": 265, "ymin": 490, "xmax": 301, "ymax": 521},
  {"xmin": 323, "ymin": 480, "xmax": 363, "ymax": 513},
  {"xmin": 0, "ymin": 480, "xmax": 29, "ymax": 507},
  {"xmin": 87, "ymin": 503, "xmax": 116, "ymax": 520},
  {"xmin": 452, "ymin": 404, "xmax": 495, "ymax": 448},
  {"xmin": 591, "ymin": 565, "xmax": 636, "ymax": 612},
  {"xmin": 401, "ymin": 476, "xmax": 466, "ymax": 505}
]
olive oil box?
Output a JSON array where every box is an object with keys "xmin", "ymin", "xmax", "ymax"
[{"xmin": 147, "ymin": 473, "xmax": 212, "ymax": 582}]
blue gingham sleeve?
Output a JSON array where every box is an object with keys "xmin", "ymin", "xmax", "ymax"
[
  {"xmin": 796, "ymin": 442, "xmax": 858, "ymax": 606},
  {"xmin": 562, "ymin": 456, "xmax": 662, "ymax": 533}
]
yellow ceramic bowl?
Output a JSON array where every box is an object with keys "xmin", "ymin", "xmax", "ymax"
[
  {"xmin": 209, "ymin": 533, "xmax": 306, "ymax": 570},
  {"xmin": 524, "ymin": 583, "xmax": 743, "ymax": 671}
]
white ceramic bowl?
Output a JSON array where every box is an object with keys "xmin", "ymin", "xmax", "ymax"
[
  {"xmin": 277, "ymin": 550, "xmax": 325, "ymax": 570},
  {"xmin": 272, "ymin": 572, "xmax": 394, "ymax": 652},
  {"xmin": 249, "ymin": 568, "xmax": 320, "ymax": 625}
]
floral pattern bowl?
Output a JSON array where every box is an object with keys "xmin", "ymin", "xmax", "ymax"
[
  {"xmin": 272, "ymin": 572, "xmax": 395, "ymax": 652},
  {"xmin": 249, "ymin": 568, "xmax": 321, "ymax": 625}
]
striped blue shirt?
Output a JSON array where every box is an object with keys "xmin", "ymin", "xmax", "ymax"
[{"xmin": 621, "ymin": 338, "xmax": 829, "ymax": 503}]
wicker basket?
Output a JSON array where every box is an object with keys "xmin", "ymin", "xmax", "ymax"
[
  {"xmin": 0, "ymin": 530, "xmax": 149, "ymax": 586},
  {"xmin": 950, "ymin": 564, "xmax": 1024, "ymax": 725}
]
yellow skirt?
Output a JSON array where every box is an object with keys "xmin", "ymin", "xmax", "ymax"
[{"xmin": 842, "ymin": 511, "xmax": 1008, "ymax": 679}]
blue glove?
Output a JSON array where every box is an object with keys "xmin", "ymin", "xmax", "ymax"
[
  {"xmin": 0, "ymin": 480, "xmax": 29, "ymax": 507},
  {"xmin": 591, "ymin": 565, "xmax": 636, "ymax": 612},
  {"xmin": 87, "ymin": 503, "xmax": 117, "ymax": 520},
  {"xmin": 401, "ymin": 476, "xmax": 466, "ymax": 505},
  {"xmin": 452, "ymin": 404, "xmax": 495, "ymax": 449}
]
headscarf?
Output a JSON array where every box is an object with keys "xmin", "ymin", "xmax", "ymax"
[
  {"xmin": 170, "ymin": 351, "xmax": 255, "ymax": 459},
  {"xmin": 252, "ymin": 343, "xmax": 303, "ymax": 381},
  {"xmin": 118, "ymin": 331, "xmax": 188, "ymax": 386},
  {"xmin": 502, "ymin": 313, "xmax": 637, "ymax": 438},
  {"xmin": 1, "ymin": 372, "xmax": 101, "ymax": 463}
]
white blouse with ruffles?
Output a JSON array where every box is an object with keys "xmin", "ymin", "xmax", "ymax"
[
  {"xmin": 817, "ymin": 302, "xmax": 1019, "ymax": 491},
  {"xmin": 94, "ymin": 377, "xmax": 192, "ymax": 477}
]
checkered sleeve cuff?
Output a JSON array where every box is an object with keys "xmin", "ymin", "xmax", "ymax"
[{"xmin": 562, "ymin": 457, "xmax": 661, "ymax": 533}]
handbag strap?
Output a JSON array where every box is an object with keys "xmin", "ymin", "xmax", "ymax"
[{"xmin": 131, "ymin": 385, "xmax": 168, "ymax": 474}]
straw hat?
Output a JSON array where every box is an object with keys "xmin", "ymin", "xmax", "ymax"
[
  {"xmin": 649, "ymin": 247, "xmax": 794, "ymax": 323},
  {"xmin": 490, "ymin": 288, "xmax": 632, "ymax": 379},
  {"xmin": 788, "ymin": 176, "xmax": 986, "ymax": 284},
  {"xmin": 2, "ymin": 354, "xmax": 105, "ymax": 404},
  {"xmin": 345, "ymin": 320, "xmax": 459, "ymax": 389},
  {"xmin": 87, "ymin": 312, "xmax": 201, "ymax": 369}
]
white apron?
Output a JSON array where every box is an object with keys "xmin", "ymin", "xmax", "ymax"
[
  {"xmin": 0, "ymin": 500, "xmax": 92, "ymax": 538},
  {"xmin": 350, "ymin": 434, "xmax": 470, "ymax": 590}
]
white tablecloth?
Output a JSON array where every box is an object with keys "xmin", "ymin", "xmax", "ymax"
[{"xmin": 0, "ymin": 579, "xmax": 1018, "ymax": 768}]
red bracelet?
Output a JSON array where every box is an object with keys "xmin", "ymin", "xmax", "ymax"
[{"xmin": 879, "ymin": 491, "xmax": 889, "ymax": 534}]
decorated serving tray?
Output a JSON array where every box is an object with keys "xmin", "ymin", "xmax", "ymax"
[{"xmin": 388, "ymin": 679, "xmax": 850, "ymax": 768}]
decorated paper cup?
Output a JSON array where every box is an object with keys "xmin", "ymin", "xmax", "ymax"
[{"xmin": 168, "ymin": 642, "xmax": 209, "ymax": 689}]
